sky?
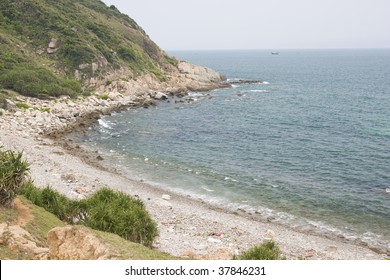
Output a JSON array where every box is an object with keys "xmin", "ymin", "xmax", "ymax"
[{"xmin": 101, "ymin": 0, "xmax": 390, "ymax": 51}]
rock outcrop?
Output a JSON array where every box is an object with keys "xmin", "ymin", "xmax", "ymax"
[
  {"xmin": 47, "ymin": 226, "xmax": 119, "ymax": 260},
  {"xmin": 178, "ymin": 61, "xmax": 226, "ymax": 83},
  {"xmin": 0, "ymin": 223, "xmax": 49, "ymax": 259},
  {"xmin": 47, "ymin": 38, "xmax": 60, "ymax": 54}
]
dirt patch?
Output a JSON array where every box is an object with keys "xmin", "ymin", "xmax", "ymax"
[{"xmin": 13, "ymin": 198, "xmax": 34, "ymax": 227}]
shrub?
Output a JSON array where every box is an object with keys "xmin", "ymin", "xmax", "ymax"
[
  {"xmin": 81, "ymin": 188, "xmax": 158, "ymax": 247},
  {"xmin": 21, "ymin": 185, "xmax": 158, "ymax": 247},
  {"xmin": 233, "ymin": 241, "xmax": 285, "ymax": 260},
  {"xmin": 0, "ymin": 65, "xmax": 82, "ymax": 99},
  {"xmin": 0, "ymin": 147, "xmax": 30, "ymax": 208},
  {"xmin": 21, "ymin": 183, "xmax": 79, "ymax": 223}
]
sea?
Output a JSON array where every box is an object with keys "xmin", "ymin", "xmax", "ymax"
[{"xmin": 76, "ymin": 49, "xmax": 390, "ymax": 253}]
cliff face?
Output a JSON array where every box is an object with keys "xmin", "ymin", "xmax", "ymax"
[{"xmin": 0, "ymin": 0, "xmax": 225, "ymax": 101}]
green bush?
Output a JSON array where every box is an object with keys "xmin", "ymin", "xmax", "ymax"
[
  {"xmin": 233, "ymin": 241, "xmax": 285, "ymax": 260},
  {"xmin": 0, "ymin": 63, "xmax": 82, "ymax": 99},
  {"xmin": 0, "ymin": 147, "xmax": 30, "ymax": 208},
  {"xmin": 81, "ymin": 188, "xmax": 158, "ymax": 247},
  {"xmin": 21, "ymin": 183, "xmax": 79, "ymax": 223},
  {"xmin": 21, "ymin": 185, "xmax": 158, "ymax": 247}
]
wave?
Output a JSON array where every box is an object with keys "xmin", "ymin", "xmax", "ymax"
[
  {"xmin": 98, "ymin": 118, "xmax": 112, "ymax": 129},
  {"xmin": 246, "ymin": 90, "xmax": 271, "ymax": 93},
  {"xmin": 188, "ymin": 91, "xmax": 206, "ymax": 97},
  {"xmin": 201, "ymin": 186, "xmax": 215, "ymax": 192}
]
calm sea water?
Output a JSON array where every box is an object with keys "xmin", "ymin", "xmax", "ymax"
[{"xmin": 77, "ymin": 49, "xmax": 390, "ymax": 253}]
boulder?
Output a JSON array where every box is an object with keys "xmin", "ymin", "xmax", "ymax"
[
  {"xmin": 47, "ymin": 38, "xmax": 59, "ymax": 54},
  {"xmin": 154, "ymin": 92, "xmax": 168, "ymax": 100},
  {"xmin": 48, "ymin": 38, "xmax": 60, "ymax": 49},
  {"xmin": 47, "ymin": 226, "xmax": 119, "ymax": 260},
  {"xmin": 178, "ymin": 61, "xmax": 226, "ymax": 83}
]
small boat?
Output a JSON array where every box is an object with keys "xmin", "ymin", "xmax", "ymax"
[{"xmin": 271, "ymin": 52, "xmax": 279, "ymax": 55}]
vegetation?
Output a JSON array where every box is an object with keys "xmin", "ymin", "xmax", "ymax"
[
  {"xmin": 15, "ymin": 102, "xmax": 30, "ymax": 110},
  {"xmin": 0, "ymin": 147, "xmax": 30, "ymax": 208},
  {"xmin": 81, "ymin": 188, "xmax": 158, "ymax": 247},
  {"xmin": 21, "ymin": 184, "xmax": 158, "ymax": 247},
  {"xmin": 233, "ymin": 241, "xmax": 285, "ymax": 260},
  {"xmin": 0, "ymin": 197, "xmax": 172, "ymax": 260},
  {"xmin": 21, "ymin": 182, "xmax": 79, "ymax": 223},
  {"xmin": 0, "ymin": 0, "xmax": 176, "ymax": 99},
  {"xmin": 94, "ymin": 230, "xmax": 175, "ymax": 260},
  {"xmin": 98, "ymin": 93, "xmax": 109, "ymax": 100},
  {"xmin": 21, "ymin": 197, "xmax": 66, "ymax": 248}
]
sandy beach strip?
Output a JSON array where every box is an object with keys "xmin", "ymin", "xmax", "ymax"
[{"xmin": 0, "ymin": 96, "xmax": 387, "ymax": 260}]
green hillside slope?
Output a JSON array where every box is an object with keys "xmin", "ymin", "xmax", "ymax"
[{"xmin": 0, "ymin": 0, "xmax": 176, "ymax": 99}]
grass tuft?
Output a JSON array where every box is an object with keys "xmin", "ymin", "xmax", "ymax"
[
  {"xmin": 233, "ymin": 240, "xmax": 285, "ymax": 260},
  {"xmin": 21, "ymin": 184, "xmax": 158, "ymax": 247},
  {"xmin": 0, "ymin": 147, "xmax": 30, "ymax": 208}
]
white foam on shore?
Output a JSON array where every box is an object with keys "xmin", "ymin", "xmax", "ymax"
[
  {"xmin": 247, "ymin": 90, "xmax": 271, "ymax": 93},
  {"xmin": 201, "ymin": 186, "xmax": 215, "ymax": 192},
  {"xmin": 224, "ymin": 176, "xmax": 238, "ymax": 182},
  {"xmin": 98, "ymin": 118, "xmax": 112, "ymax": 129},
  {"xmin": 188, "ymin": 91, "xmax": 207, "ymax": 97}
]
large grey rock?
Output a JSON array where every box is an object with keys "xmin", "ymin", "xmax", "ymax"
[
  {"xmin": 178, "ymin": 61, "xmax": 226, "ymax": 83},
  {"xmin": 48, "ymin": 38, "xmax": 60, "ymax": 49},
  {"xmin": 47, "ymin": 38, "xmax": 60, "ymax": 54},
  {"xmin": 154, "ymin": 92, "xmax": 168, "ymax": 100}
]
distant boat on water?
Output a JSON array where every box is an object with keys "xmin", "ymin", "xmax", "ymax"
[{"xmin": 271, "ymin": 52, "xmax": 279, "ymax": 55}]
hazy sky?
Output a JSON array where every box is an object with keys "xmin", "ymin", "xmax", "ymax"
[{"xmin": 101, "ymin": 0, "xmax": 390, "ymax": 50}]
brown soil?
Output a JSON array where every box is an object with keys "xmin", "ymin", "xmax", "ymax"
[{"xmin": 13, "ymin": 198, "xmax": 33, "ymax": 227}]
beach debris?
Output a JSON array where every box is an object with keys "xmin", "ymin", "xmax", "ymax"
[
  {"xmin": 61, "ymin": 173, "xmax": 76, "ymax": 183},
  {"xmin": 162, "ymin": 194, "xmax": 171, "ymax": 201},
  {"xmin": 74, "ymin": 186, "xmax": 88, "ymax": 194},
  {"xmin": 209, "ymin": 232, "xmax": 224, "ymax": 238},
  {"xmin": 264, "ymin": 229, "xmax": 275, "ymax": 241},
  {"xmin": 207, "ymin": 237, "xmax": 222, "ymax": 244},
  {"xmin": 305, "ymin": 249, "xmax": 315, "ymax": 258}
]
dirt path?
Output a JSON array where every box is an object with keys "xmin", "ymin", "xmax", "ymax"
[{"xmin": 13, "ymin": 198, "xmax": 34, "ymax": 227}]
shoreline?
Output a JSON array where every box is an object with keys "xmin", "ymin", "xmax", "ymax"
[{"xmin": 1, "ymin": 75, "xmax": 388, "ymax": 259}]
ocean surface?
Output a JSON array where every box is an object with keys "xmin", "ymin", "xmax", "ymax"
[{"xmin": 76, "ymin": 49, "xmax": 390, "ymax": 253}]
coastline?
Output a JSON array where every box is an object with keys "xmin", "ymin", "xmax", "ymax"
[{"xmin": 0, "ymin": 73, "xmax": 387, "ymax": 259}]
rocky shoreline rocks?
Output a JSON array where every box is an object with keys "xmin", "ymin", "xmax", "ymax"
[{"xmin": 0, "ymin": 62, "xmax": 228, "ymax": 138}]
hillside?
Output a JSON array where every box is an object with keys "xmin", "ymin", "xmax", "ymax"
[
  {"xmin": 0, "ymin": 197, "xmax": 176, "ymax": 260},
  {"xmin": 0, "ymin": 0, "xmax": 178, "ymax": 100}
]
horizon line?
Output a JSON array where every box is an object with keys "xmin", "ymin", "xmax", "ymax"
[{"xmin": 166, "ymin": 47, "xmax": 390, "ymax": 52}]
